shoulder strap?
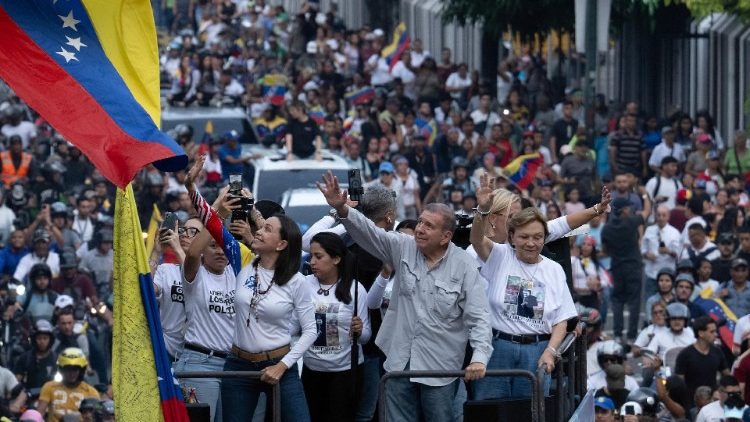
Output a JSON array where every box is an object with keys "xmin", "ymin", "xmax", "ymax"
[
  {"xmin": 734, "ymin": 147, "xmax": 744, "ymax": 174},
  {"xmin": 653, "ymin": 176, "xmax": 662, "ymax": 198}
]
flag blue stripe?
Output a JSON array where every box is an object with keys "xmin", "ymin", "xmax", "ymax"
[
  {"xmin": 139, "ymin": 272, "xmax": 184, "ymax": 403},
  {"xmin": 0, "ymin": 0, "xmax": 181, "ymax": 156}
]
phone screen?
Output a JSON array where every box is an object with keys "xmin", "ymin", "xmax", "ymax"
[{"xmin": 624, "ymin": 405, "xmax": 635, "ymax": 415}]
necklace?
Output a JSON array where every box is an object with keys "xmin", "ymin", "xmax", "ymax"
[
  {"xmin": 317, "ymin": 280, "xmax": 336, "ymax": 296},
  {"xmin": 515, "ymin": 253, "xmax": 541, "ymax": 284},
  {"xmin": 247, "ymin": 265, "xmax": 274, "ymax": 327}
]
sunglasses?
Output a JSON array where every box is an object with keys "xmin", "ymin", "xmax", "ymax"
[{"xmin": 178, "ymin": 227, "xmax": 200, "ymax": 238}]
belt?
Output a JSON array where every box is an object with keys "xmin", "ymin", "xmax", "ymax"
[
  {"xmin": 184, "ymin": 343, "xmax": 229, "ymax": 359},
  {"xmin": 231, "ymin": 344, "xmax": 290, "ymax": 363},
  {"xmin": 492, "ymin": 329, "xmax": 551, "ymax": 344}
]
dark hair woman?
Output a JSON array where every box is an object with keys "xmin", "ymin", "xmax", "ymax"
[
  {"xmin": 301, "ymin": 232, "xmax": 370, "ymax": 422},
  {"xmin": 185, "ymin": 155, "xmax": 316, "ymax": 422}
]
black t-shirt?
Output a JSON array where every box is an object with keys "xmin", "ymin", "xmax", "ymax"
[
  {"xmin": 675, "ymin": 344, "xmax": 727, "ymax": 400},
  {"xmin": 601, "ymin": 214, "xmax": 645, "ymax": 270},
  {"xmin": 551, "ymin": 118, "xmax": 579, "ymax": 154},
  {"xmin": 13, "ymin": 351, "xmax": 56, "ymax": 389},
  {"xmin": 288, "ymin": 118, "xmax": 319, "ymax": 158},
  {"xmin": 712, "ymin": 257, "xmax": 733, "ymax": 283}
]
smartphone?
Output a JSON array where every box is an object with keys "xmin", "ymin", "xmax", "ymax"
[
  {"xmin": 624, "ymin": 405, "xmax": 635, "ymax": 415},
  {"xmin": 161, "ymin": 212, "xmax": 178, "ymax": 233},
  {"xmin": 228, "ymin": 174, "xmax": 243, "ymax": 195},
  {"xmin": 348, "ymin": 169, "xmax": 364, "ymax": 201}
]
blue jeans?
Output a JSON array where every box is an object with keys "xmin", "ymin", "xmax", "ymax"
[
  {"xmin": 356, "ymin": 353, "xmax": 380, "ymax": 422},
  {"xmin": 174, "ymin": 349, "xmax": 226, "ymax": 422},
  {"xmin": 221, "ymin": 355, "xmax": 310, "ymax": 422},
  {"xmin": 472, "ymin": 337, "xmax": 550, "ymax": 400},
  {"xmin": 643, "ymin": 277, "xmax": 658, "ymax": 305},
  {"xmin": 384, "ymin": 368, "xmax": 458, "ymax": 422}
]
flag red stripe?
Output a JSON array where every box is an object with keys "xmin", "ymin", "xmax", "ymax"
[{"xmin": 0, "ymin": 7, "xmax": 175, "ymax": 188}]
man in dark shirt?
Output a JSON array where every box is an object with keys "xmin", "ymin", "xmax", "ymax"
[
  {"xmin": 674, "ymin": 316, "xmax": 729, "ymax": 406},
  {"xmin": 609, "ymin": 113, "xmax": 647, "ymax": 179},
  {"xmin": 14, "ymin": 319, "xmax": 56, "ymax": 390},
  {"xmin": 549, "ymin": 100, "xmax": 578, "ymax": 163},
  {"xmin": 405, "ymin": 135, "xmax": 436, "ymax": 197},
  {"xmin": 285, "ymin": 100, "xmax": 322, "ymax": 160},
  {"xmin": 602, "ymin": 194, "xmax": 651, "ymax": 342},
  {"xmin": 712, "ymin": 233, "xmax": 736, "ymax": 283},
  {"xmin": 434, "ymin": 128, "xmax": 466, "ymax": 175}
]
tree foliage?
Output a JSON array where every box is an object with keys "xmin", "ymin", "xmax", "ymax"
[{"xmin": 441, "ymin": 0, "xmax": 575, "ymax": 37}]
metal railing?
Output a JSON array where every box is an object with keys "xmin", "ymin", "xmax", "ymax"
[
  {"xmin": 377, "ymin": 367, "xmax": 547, "ymax": 422},
  {"xmin": 174, "ymin": 370, "xmax": 281, "ymax": 422}
]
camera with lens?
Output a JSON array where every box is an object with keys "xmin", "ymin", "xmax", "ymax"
[{"xmin": 228, "ymin": 174, "xmax": 253, "ymax": 224}]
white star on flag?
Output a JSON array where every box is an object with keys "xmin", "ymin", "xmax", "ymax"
[
  {"xmin": 56, "ymin": 47, "xmax": 78, "ymax": 63},
  {"xmin": 65, "ymin": 36, "xmax": 86, "ymax": 51},
  {"xmin": 58, "ymin": 11, "xmax": 80, "ymax": 31}
]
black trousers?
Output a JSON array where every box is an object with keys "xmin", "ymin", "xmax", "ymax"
[{"xmin": 302, "ymin": 364, "xmax": 363, "ymax": 422}]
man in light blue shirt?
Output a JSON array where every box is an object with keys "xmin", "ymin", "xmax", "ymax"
[{"xmin": 319, "ymin": 171, "xmax": 492, "ymax": 422}]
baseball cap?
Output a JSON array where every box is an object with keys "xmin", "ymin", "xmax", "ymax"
[
  {"xmin": 695, "ymin": 179, "xmax": 707, "ymax": 189},
  {"xmin": 373, "ymin": 28, "xmax": 385, "ymax": 37},
  {"xmin": 697, "ymin": 133, "xmax": 712, "ymax": 143},
  {"xmin": 676, "ymin": 188, "xmax": 692, "ymax": 205},
  {"xmin": 379, "ymin": 162, "xmax": 395, "ymax": 174},
  {"xmin": 54, "ymin": 295, "xmax": 74, "ymax": 309},
  {"xmin": 661, "ymin": 126, "xmax": 675, "ymax": 135},
  {"xmin": 32, "ymin": 229, "xmax": 50, "ymax": 244},
  {"xmin": 306, "ymin": 41, "xmax": 317, "ymax": 54},
  {"xmin": 719, "ymin": 233, "xmax": 736, "ymax": 244},
  {"xmin": 594, "ymin": 396, "xmax": 615, "ymax": 411},
  {"xmin": 732, "ymin": 258, "xmax": 749, "ymax": 269}
]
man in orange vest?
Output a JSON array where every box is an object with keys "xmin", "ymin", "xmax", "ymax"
[{"xmin": 0, "ymin": 135, "xmax": 34, "ymax": 188}]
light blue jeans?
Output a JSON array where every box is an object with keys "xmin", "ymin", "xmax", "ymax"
[
  {"xmin": 384, "ymin": 363, "xmax": 458, "ymax": 422},
  {"xmin": 174, "ymin": 349, "xmax": 226, "ymax": 422},
  {"xmin": 472, "ymin": 337, "xmax": 551, "ymax": 400}
]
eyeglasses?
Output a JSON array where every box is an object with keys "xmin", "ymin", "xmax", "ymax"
[{"xmin": 178, "ymin": 227, "xmax": 200, "ymax": 238}]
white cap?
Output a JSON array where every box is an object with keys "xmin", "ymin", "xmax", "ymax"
[
  {"xmin": 306, "ymin": 41, "xmax": 317, "ymax": 54},
  {"xmin": 325, "ymin": 39, "xmax": 339, "ymax": 51},
  {"xmin": 55, "ymin": 295, "xmax": 74, "ymax": 309},
  {"xmin": 373, "ymin": 28, "xmax": 385, "ymax": 37}
]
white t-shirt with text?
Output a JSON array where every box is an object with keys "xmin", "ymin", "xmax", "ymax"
[{"xmin": 182, "ymin": 266, "xmax": 236, "ymax": 352}]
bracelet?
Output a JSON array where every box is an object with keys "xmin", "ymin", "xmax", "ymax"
[
  {"xmin": 473, "ymin": 207, "xmax": 491, "ymax": 217},
  {"xmin": 593, "ymin": 204, "xmax": 600, "ymax": 215},
  {"xmin": 546, "ymin": 346, "xmax": 561, "ymax": 358}
]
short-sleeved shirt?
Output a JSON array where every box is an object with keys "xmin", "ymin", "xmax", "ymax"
[
  {"xmin": 550, "ymin": 118, "xmax": 578, "ymax": 154},
  {"xmin": 288, "ymin": 118, "xmax": 319, "ymax": 158},
  {"xmin": 725, "ymin": 282, "xmax": 750, "ymax": 318},
  {"xmin": 724, "ymin": 147, "xmax": 750, "ymax": 176},
  {"xmin": 675, "ymin": 344, "xmax": 727, "ymax": 403},
  {"xmin": 601, "ymin": 215, "xmax": 645, "ymax": 271},
  {"xmin": 687, "ymin": 151, "xmax": 709, "ymax": 174},
  {"xmin": 39, "ymin": 381, "xmax": 100, "ymax": 422},
  {"xmin": 480, "ymin": 243, "xmax": 577, "ymax": 335},
  {"xmin": 610, "ymin": 130, "xmax": 645, "ymax": 172},
  {"xmin": 218, "ymin": 143, "xmax": 244, "ymax": 178},
  {"xmin": 13, "ymin": 351, "xmax": 56, "ymax": 390}
]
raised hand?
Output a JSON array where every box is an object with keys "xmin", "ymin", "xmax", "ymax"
[
  {"xmin": 185, "ymin": 154, "xmax": 206, "ymax": 191},
  {"xmin": 317, "ymin": 170, "xmax": 348, "ymax": 211},
  {"xmin": 476, "ymin": 173, "xmax": 496, "ymax": 212},
  {"xmin": 213, "ymin": 186, "xmax": 241, "ymax": 219},
  {"xmin": 600, "ymin": 185, "xmax": 612, "ymax": 213}
]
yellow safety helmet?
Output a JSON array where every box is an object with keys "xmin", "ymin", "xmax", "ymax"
[{"xmin": 57, "ymin": 347, "xmax": 88, "ymax": 368}]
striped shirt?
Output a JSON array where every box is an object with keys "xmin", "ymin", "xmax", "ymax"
[{"xmin": 611, "ymin": 129, "xmax": 645, "ymax": 171}]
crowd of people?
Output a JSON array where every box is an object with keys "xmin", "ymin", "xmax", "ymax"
[{"xmin": 0, "ymin": 0, "xmax": 745, "ymax": 421}]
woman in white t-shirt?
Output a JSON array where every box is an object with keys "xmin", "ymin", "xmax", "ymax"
[
  {"xmin": 394, "ymin": 157, "xmax": 421, "ymax": 220},
  {"xmin": 570, "ymin": 236, "xmax": 607, "ymax": 310},
  {"xmin": 470, "ymin": 175, "xmax": 578, "ymax": 400},
  {"xmin": 300, "ymin": 232, "xmax": 370, "ymax": 422},
  {"xmin": 185, "ymin": 156, "xmax": 315, "ymax": 421},
  {"xmin": 174, "ymin": 218, "xmax": 235, "ymax": 422}
]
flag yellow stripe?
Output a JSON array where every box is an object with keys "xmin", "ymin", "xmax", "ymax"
[
  {"xmin": 145, "ymin": 203, "xmax": 162, "ymax": 259},
  {"xmin": 112, "ymin": 184, "xmax": 162, "ymax": 421},
  {"xmin": 381, "ymin": 22, "xmax": 406, "ymax": 58},
  {"xmin": 82, "ymin": 0, "xmax": 161, "ymax": 126}
]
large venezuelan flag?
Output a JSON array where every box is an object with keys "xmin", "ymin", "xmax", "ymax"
[
  {"xmin": 503, "ymin": 152, "xmax": 543, "ymax": 190},
  {"xmin": 0, "ymin": 0, "xmax": 187, "ymax": 188},
  {"xmin": 114, "ymin": 185, "xmax": 189, "ymax": 422},
  {"xmin": 381, "ymin": 22, "xmax": 410, "ymax": 72}
]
